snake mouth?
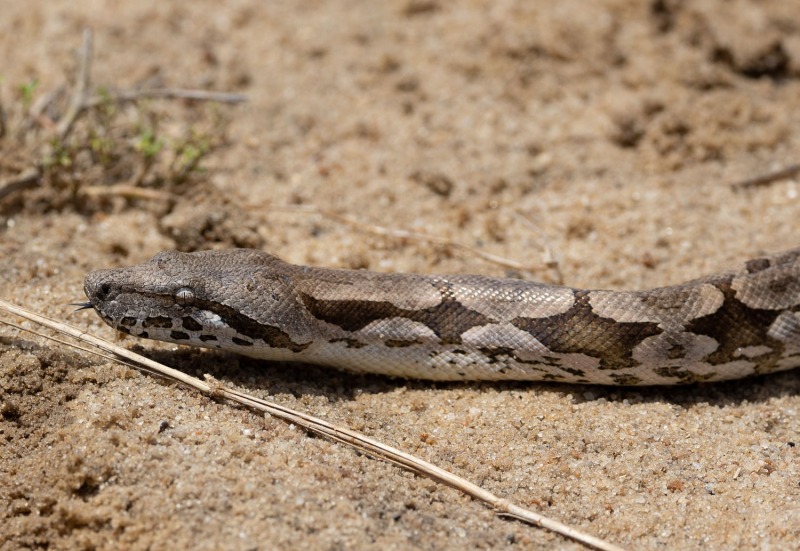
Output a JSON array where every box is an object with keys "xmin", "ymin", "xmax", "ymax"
[{"xmin": 83, "ymin": 269, "xmax": 122, "ymax": 307}]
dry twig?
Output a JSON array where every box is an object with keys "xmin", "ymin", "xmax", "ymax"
[
  {"xmin": 731, "ymin": 163, "xmax": 800, "ymax": 189},
  {"xmin": 265, "ymin": 204, "xmax": 543, "ymax": 274},
  {"xmin": 78, "ymin": 184, "xmax": 177, "ymax": 202},
  {"xmin": 85, "ymin": 88, "xmax": 247, "ymax": 107},
  {"xmin": 56, "ymin": 28, "xmax": 93, "ymax": 139},
  {"xmin": 0, "ymin": 168, "xmax": 41, "ymax": 201},
  {"xmin": 511, "ymin": 209, "xmax": 565, "ymax": 285},
  {"xmin": 0, "ymin": 298, "xmax": 625, "ymax": 551}
]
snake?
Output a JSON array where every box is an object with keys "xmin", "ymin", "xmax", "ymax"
[{"xmin": 80, "ymin": 248, "xmax": 800, "ymax": 385}]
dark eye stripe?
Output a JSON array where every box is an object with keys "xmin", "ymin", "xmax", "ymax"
[{"xmin": 182, "ymin": 316, "xmax": 202, "ymax": 331}]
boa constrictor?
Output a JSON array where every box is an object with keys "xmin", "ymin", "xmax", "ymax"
[{"xmin": 82, "ymin": 248, "xmax": 800, "ymax": 385}]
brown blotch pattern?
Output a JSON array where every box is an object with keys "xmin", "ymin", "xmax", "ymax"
[
  {"xmin": 182, "ymin": 316, "xmax": 203, "ymax": 331},
  {"xmin": 685, "ymin": 280, "xmax": 787, "ymax": 369},
  {"xmin": 299, "ymin": 287, "xmax": 491, "ymax": 346},
  {"xmin": 330, "ymin": 337, "xmax": 366, "ymax": 349},
  {"xmin": 511, "ymin": 291, "xmax": 662, "ymax": 370},
  {"xmin": 143, "ymin": 316, "xmax": 173, "ymax": 329}
]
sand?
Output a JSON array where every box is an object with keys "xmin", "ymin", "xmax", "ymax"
[{"xmin": 1, "ymin": 1, "xmax": 799, "ymax": 549}]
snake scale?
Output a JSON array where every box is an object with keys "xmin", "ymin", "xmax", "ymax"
[{"xmin": 82, "ymin": 248, "xmax": 800, "ymax": 385}]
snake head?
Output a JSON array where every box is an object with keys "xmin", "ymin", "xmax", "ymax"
[{"xmin": 83, "ymin": 249, "xmax": 313, "ymax": 357}]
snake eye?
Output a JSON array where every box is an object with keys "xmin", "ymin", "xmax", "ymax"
[{"xmin": 174, "ymin": 287, "xmax": 195, "ymax": 306}]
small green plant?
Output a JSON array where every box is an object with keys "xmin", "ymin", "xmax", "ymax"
[
  {"xmin": 171, "ymin": 129, "xmax": 212, "ymax": 181},
  {"xmin": 135, "ymin": 127, "xmax": 165, "ymax": 160},
  {"xmin": 0, "ymin": 30, "xmax": 241, "ymax": 212},
  {"xmin": 88, "ymin": 130, "xmax": 115, "ymax": 165},
  {"xmin": 18, "ymin": 79, "xmax": 39, "ymax": 108},
  {"xmin": 43, "ymin": 138, "xmax": 73, "ymax": 169}
]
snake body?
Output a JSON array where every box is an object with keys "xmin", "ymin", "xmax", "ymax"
[{"xmin": 83, "ymin": 248, "xmax": 800, "ymax": 385}]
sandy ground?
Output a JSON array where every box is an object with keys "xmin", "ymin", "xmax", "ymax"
[{"xmin": 1, "ymin": 1, "xmax": 799, "ymax": 549}]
